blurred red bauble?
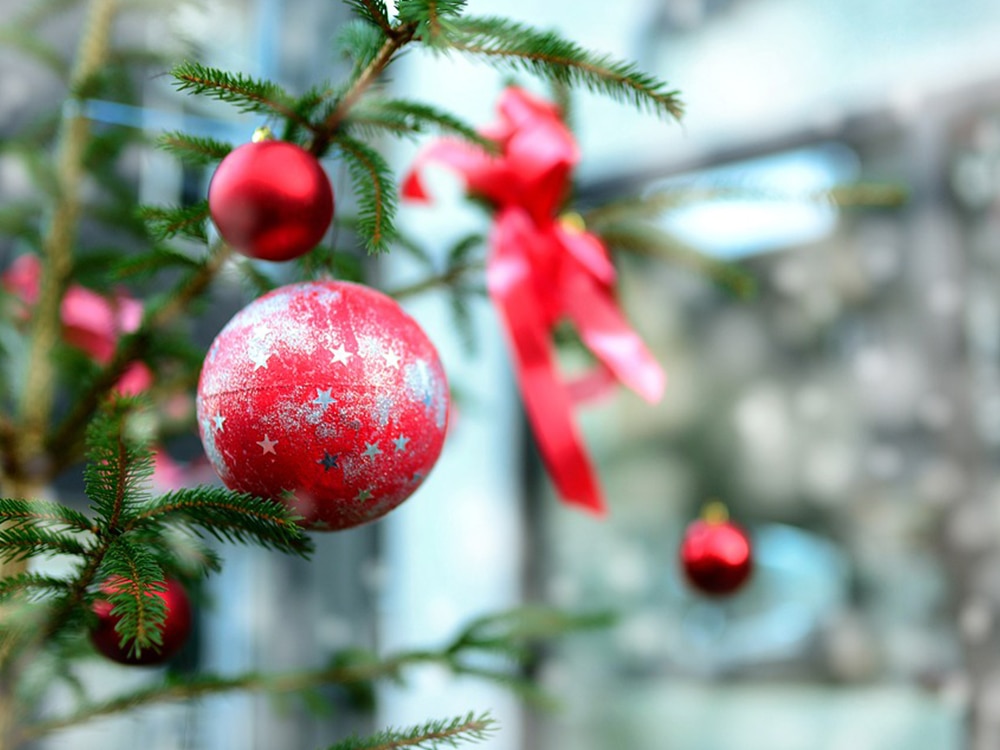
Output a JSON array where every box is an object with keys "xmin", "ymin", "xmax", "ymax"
[
  {"xmin": 89, "ymin": 577, "xmax": 192, "ymax": 666},
  {"xmin": 208, "ymin": 140, "xmax": 334, "ymax": 261},
  {"xmin": 679, "ymin": 516, "xmax": 753, "ymax": 596},
  {"xmin": 196, "ymin": 280, "xmax": 449, "ymax": 531}
]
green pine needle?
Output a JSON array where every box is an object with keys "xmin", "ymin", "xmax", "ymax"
[
  {"xmin": 138, "ymin": 202, "xmax": 210, "ymax": 243},
  {"xmin": 438, "ymin": 16, "xmax": 684, "ymax": 121},
  {"xmin": 337, "ymin": 19, "xmax": 389, "ymax": 75},
  {"xmin": 129, "ymin": 487, "xmax": 313, "ymax": 558},
  {"xmin": 0, "ymin": 499, "xmax": 93, "ymax": 533},
  {"xmin": 0, "ymin": 572, "xmax": 72, "ymax": 603},
  {"xmin": 327, "ymin": 711, "xmax": 496, "ymax": 750},
  {"xmin": 157, "ymin": 131, "xmax": 233, "ymax": 166},
  {"xmin": 170, "ymin": 61, "xmax": 312, "ymax": 127},
  {"xmin": 345, "ymin": 0, "xmax": 392, "ymax": 31},
  {"xmin": 331, "ymin": 133, "xmax": 398, "ymax": 254},
  {"xmin": 83, "ymin": 399, "xmax": 155, "ymax": 532},
  {"xmin": 398, "ymin": 0, "xmax": 469, "ymax": 41},
  {"xmin": 97, "ymin": 538, "xmax": 167, "ymax": 655},
  {"xmin": 0, "ymin": 527, "xmax": 90, "ymax": 563},
  {"xmin": 347, "ymin": 99, "xmax": 496, "ymax": 152}
]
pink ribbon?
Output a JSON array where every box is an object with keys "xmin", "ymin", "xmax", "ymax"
[{"xmin": 404, "ymin": 87, "xmax": 665, "ymax": 515}]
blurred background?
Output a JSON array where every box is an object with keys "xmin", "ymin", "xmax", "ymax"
[{"xmin": 7, "ymin": 0, "xmax": 1000, "ymax": 748}]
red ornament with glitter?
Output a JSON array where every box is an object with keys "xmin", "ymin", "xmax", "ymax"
[
  {"xmin": 679, "ymin": 506, "xmax": 753, "ymax": 596},
  {"xmin": 90, "ymin": 577, "xmax": 193, "ymax": 666},
  {"xmin": 208, "ymin": 138, "xmax": 334, "ymax": 262},
  {"xmin": 196, "ymin": 280, "xmax": 449, "ymax": 531}
]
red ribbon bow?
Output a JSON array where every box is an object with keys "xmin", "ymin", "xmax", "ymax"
[{"xmin": 403, "ymin": 87, "xmax": 665, "ymax": 515}]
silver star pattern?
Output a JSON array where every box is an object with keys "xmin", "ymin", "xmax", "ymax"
[
  {"xmin": 213, "ymin": 414, "xmax": 226, "ymax": 432},
  {"xmin": 257, "ymin": 435, "xmax": 278, "ymax": 454},
  {"xmin": 382, "ymin": 349, "xmax": 401, "ymax": 368},
  {"xmin": 330, "ymin": 344, "xmax": 353, "ymax": 366},
  {"xmin": 362, "ymin": 441, "xmax": 382, "ymax": 461},
  {"xmin": 354, "ymin": 487, "xmax": 373, "ymax": 502},
  {"xmin": 318, "ymin": 451, "xmax": 340, "ymax": 471},
  {"xmin": 393, "ymin": 434, "xmax": 410, "ymax": 452},
  {"xmin": 249, "ymin": 348, "xmax": 271, "ymax": 370},
  {"xmin": 312, "ymin": 388, "xmax": 336, "ymax": 412}
]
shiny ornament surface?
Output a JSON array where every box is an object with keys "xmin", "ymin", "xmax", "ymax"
[
  {"xmin": 197, "ymin": 280, "xmax": 449, "ymax": 531},
  {"xmin": 90, "ymin": 577, "xmax": 192, "ymax": 666},
  {"xmin": 679, "ymin": 518, "xmax": 753, "ymax": 596},
  {"xmin": 208, "ymin": 140, "xmax": 334, "ymax": 261}
]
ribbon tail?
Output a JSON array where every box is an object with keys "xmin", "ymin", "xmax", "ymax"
[
  {"xmin": 488, "ymin": 214, "xmax": 607, "ymax": 515},
  {"xmin": 560, "ymin": 252, "xmax": 666, "ymax": 404}
]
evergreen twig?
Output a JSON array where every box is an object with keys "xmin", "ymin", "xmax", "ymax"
[{"xmin": 326, "ymin": 712, "xmax": 496, "ymax": 750}]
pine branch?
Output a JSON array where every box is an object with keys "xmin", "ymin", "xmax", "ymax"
[
  {"xmin": 170, "ymin": 62, "xmax": 316, "ymax": 130},
  {"xmin": 0, "ymin": 499, "xmax": 93, "ymax": 533},
  {"xmin": 329, "ymin": 712, "xmax": 496, "ymax": 750},
  {"xmin": 345, "ymin": 0, "xmax": 393, "ymax": 33},
  {"xmin": 95, "ymin": 539, "xmax": 167, "ymax": 656},
  {"xmin": 398, "ymin": 0, "xmax": 468, "ymax": 43},
  {"xmin": 0, "ymin": 573, "xmax": 71, "ymax": 603},
  {"xmin": 331, "ymin": 133, "xmax": 398, "ymax": 254},
  {"xmin": 0, "ymin": 527, "xmax": 89, "ymax": 563},
  {"xmin": 337, "ymin": 19, "xmax": 390, "ymax": 75},
  {"xmin": 83, "ymin": 399, "xmax": 154, "ymax": 531},
  {"xmin": 128, "ymin": 487, "xmax": 313, "ymax": 558},
  {"xmin": 138, "ymin": 202, "xmax": 210, "ymax": 243},
  {"xmin": 156, "ymin": 131, "xmax": 233, "ymax": 166},
  {"xmin": 346, "ymin": 100, "xmax": 497, "ymax": 152},
  {"xmin": 46, "ymin": 243, "xmax": 233, "ymax": 469},
  {"xmin": 437, "ymin": 17, "xmax": 684, "ymax": 121}
]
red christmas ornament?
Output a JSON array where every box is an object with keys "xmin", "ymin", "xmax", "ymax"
[
  {"xmin": 208, "ymin": 139, "xmax": 334, "ymax": 261},
  {"xmin": 196, "ymin": 280, "xmax": 449, "ymax": 531},
  {"xmin": 679, "ymin": 508, "xmax": 753, "ymax": 596},
  {"xmin": 89, "ymin": 577, "xmax": 192, "ymax": 666}
]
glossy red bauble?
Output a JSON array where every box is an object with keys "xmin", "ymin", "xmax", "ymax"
[
  {"xmin": 679, "ymin": 519, "xmax": 753, "ymax": 596},
  {"xmin": 196, "ymin": 280, "xmax": 449, "ymax": 531},
  {"xmin": 89, "ymin": 577, "xmax": 193, "ymax": 666},
  {"xmin": 208, "ymin": 140, "xmax": 334, "ymax": 261}
]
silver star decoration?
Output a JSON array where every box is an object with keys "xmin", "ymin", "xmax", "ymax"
[
  {"xmin": 248, "ymin": 348, "xmax": 271, "ymax": 370},
  {"xmin": 331, "ymin": 344, "xmax": 353, "ymax": 366},
  {"xmin": 213, "ymin": 414, "xmax": 226, "ymax": 432},
  {"xmin": 382, "ymin": 349, "xmax": 401, "ymax": 368},
  {"xmin": 362, "ymin": 441, "xmax": 382, "ymax": 460},
  {"xmin": 318, "ymin": 451, "xmax": 340, "ymax": 471},
  {"xmin": 393, "ymin": 434, "xmax": 410, "ymax": 452},
  {"xmin": 312, "ymin": 388, "xmax": 336, "ymax": 412},
  {"xmin": 354, "ymin": 487, "xmax": 373, "ymax": 502},
  {"xmin": 257, "ymin": 435, "xmax": 278, "ymax": 454}
]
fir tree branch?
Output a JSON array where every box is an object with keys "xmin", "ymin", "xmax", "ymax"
[
  {"xmin": 437, "ymin": 17, "xmax": 684, "ymax": 121},
  {"xmin": 0, "ymin": 527, "xmax": 90, "ymax": 563},
  {"xmin": 398, "ymin": 0, "xmax": 468, "ymax": 43},
  {"xmin": 0, "ymin": 573, "xmax": 71, "ymax": 603},
  {"xmin": 331, "ymin": 134, "xmax": 398, "ymax": 254},
  {"xmin": 137, "ymin": 202, "xmax": 210, "ymax": 242},
  {"xmin": 346, "ymin": 0, "xmax": 393, "ymax": 33},
  {"xmin": 313, "ymin": 23, "xmax": 418, "ymax": 148},
  {"xmin": 156, "ymin": 131, "xmax": 233, "ymax": 166},
  {"xmin": 127, "ymin": 487, "xmax": 313, "ymax": 557},
  {"xmin": 170, "ymin": 62, "xmax": 316, "ymax": 131},
  {"xmin": 0, "ymin": 500, "xmax": 93, "ymax": 533},
  {"xmin": 83, "ymin": 400, "xmax": 153, "ymax": 531},
  {"xmin": 346, "ymin": 99, "xmax": 496, "ymax": 152},
  {"xmin": 388, "ymin": 261, "xmax": 484, "ymax": 299},
  {"xmin": 328, "ymin": 712, "xmax": 496, "ymax": 750},
  {"xmin": 46, "ymin": 243, "xmax": 233, "ymax": 468},
  {"xmin": 15, "ymin": 0, "xmax": 117, "ymax": 476},
  {"xmin": 96, "ymin": 540, "xmax": 167, "ymax": 655}
]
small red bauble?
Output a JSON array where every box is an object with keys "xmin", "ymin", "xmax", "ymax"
[
  {"xmin": 208, "ymin": 140, "xmax": 334, "ymax": 261},
  {"xmin": 196, "ymin": 280, "xmax": 449, "ymax": 531},
  {"xmin": 679, "ymin": 518, "xmax": 753, "ymax": 596},
  {"xmin": 89, "ymin": 577, "xmax": 193, "ymax": 666}
]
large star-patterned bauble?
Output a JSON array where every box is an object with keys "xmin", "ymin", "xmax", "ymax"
[
  {"xmin": 90, "ymin": 577, "xmax": 193, "ymax": 666},
  {"xmin": 197, "ymin": 280, "xmax": 449, "ymax": 531},
  {"xmin": 208, "ymin": 139, "xmax": 334, "ymax": 262}
]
